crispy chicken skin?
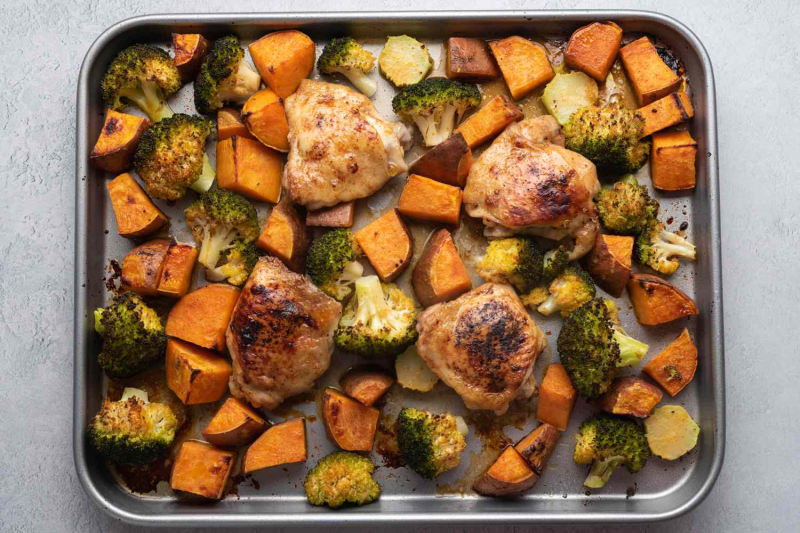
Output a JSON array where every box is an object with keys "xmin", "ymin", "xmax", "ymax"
[
  {"xmin": 463, "ymin": 115, "xmax": 601, "ymax": 259},
  {"xmin": 227, "ymin": 256, "xmax": 342, "ymax": 410},
  {"xmin": 283, "ymin": 79, "xmax": 411, "ymax": 211},
  {"xmin": 415, "ymin": 283, "xmax": 547, "ymax": 414}
]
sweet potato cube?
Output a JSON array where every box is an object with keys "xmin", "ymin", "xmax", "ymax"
[
  {"xmin": 620, "ymin": 37, "xmax": 681, "ymax": 106},
  {"xmin": 306, "ymin": 202, "xmax": 355, "ymax": 228},
  {"xmin": 90, "ymin": 110, "xmax": 150, "ymax": 173},
  {"xmin": 639, "ymin": 92, "xmax": 695, "ymax": 137},
  {"xmin": 217, "ymin": 107, "xmax": 253, "ymax": 141},
  {"xmin": 514, "ymin": 423, "xmax": 560, "ymax": 472},
  {"xmin": 120, "ymin": 239, "xmax": 172, "ymax": 297},
  {"xmin": 166, "ymin": 284, "xmax": 241, "ymax": 351},
  {"xmin": 564, "ymin": 21, "xmax": 623, "ymax": 82},
  {"xmin": 651, "ymin": 131, "xmax": 697, "ymax": 190},
  {"xmin": 243, "ymin": 418, "xmax": 307, "ymax": 473},
  {"xmin": 596, "ymin": 377, "xmax": 663, "ymax": 418},
  {"xmin": 446, "ymin": 37, "xmax": 500, "ymax": 80},
  {"xmin": 581, "ymin": 234, "xmax": 633, "ymax": 298},
  {"xmin": 643, "ymin": 328, "xmax": 698, "ymax": 396},
  {"xmin": 627, "ymin": 273, "xmax": 699, "ymax": 326},
  {"xmin": 216, "ymin": 136, "xmax": 283, "ymax": 203},
  {"xmin": 412, "ymin": 228, "xmax": 471, "ymax": 307},
  {"xmin": 473, "ymin": 446, "xmax": 536, "ymax": 497},
  {"xmin": 249, "ymin": 30, "xmax": 315, "ymax": 98},
  {"xmin": 322, "ymin": 388, "xmax": 379, "ymax": 452},
  {"xmin": 157, "ymin": 244, "xmax": 198, "ymax": 298},
  {"xmin": 242, "ymin": 88, "xmax": 290, "ymax": 152},
  {"xmin": 456, "ymin": 95, "xmax": 523, "ymax": 148},
  {"xmin": 203, "ymin": 398, "xmax": 269, "ymax": 447},
  {"xmin": 340, "ymin": 367, "xmax": 395, "ymax": 407},
  {"xmin": 355, "ymin": 208, "xmax": 413, "ymax": 282},
  {"xmin": 489, "ymin": 37, "xmax": 554, "ymax": 100},
  {"xmin": 107, "ymin": 173, "xmax": 169, "ymax": 238},
  {"xmin": 166, "ymin": 338, "xmax": 232, "ymax": 405},
  {"xmin": 172, "ymin": 33, "xmax": 209, "ymax": 83},
  {"xmin": 257, "ymin": 197, "xmax": 308, "ymax": 272},
  {"xmin": 397, "ymin": 174, "xmax": 463, "ymax": 226},
  {"xmin": 408, "ymin": 133, "xmax": 472, "ymax": 187},
  {"xmin": 536, "ymin": 364, "xmax": 577, "ymax": 431},
  {"xmin": 170, "ymin": 440, "xmax": 235, "ymax": 499}
]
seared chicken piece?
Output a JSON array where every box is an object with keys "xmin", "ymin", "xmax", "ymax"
[
  {"xmin": 227, "ymin": 256, "xmax": 342, "ymax": 410},
  {"xmin": 416, "ymin": 283, "xmax": 547, "ymax": 414},
  {"xmin": 463, "ymin": 115, "xmax": 601, "ymax": 259},
  {"xmin": 283, "ymin": 79, "xmax": 411, "ymax": 210}
]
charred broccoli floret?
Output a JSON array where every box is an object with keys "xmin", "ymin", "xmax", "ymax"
[
  {"xmin": 101, "ymin": 44, "xmax": 181, "ymax": 122},
  {"xmin": 523, "ymin": 265, "xmax": 596, "ymax": 317},
  {"xmin": 88, "ymin": 388, "xmax": 178, "ymax": 465},
  {"xmin": 574, "ymin": 414, "xmax": 650, "ymax": 489},
  {"xmin": 307, "ymin": 229, "xmax": 364, "ymax": 301},
  {"xmin": 304, "ymin": 451, "xmax": 381, "ymax": 508},
  {"xmin": 334, "ymin": 276, "xmax": 417, "ymax": 357},
  {"xmin": 94, "ymin": 292, "xmax": 166, "ymax": 378},
  {"xmin": 185, "ymin": 190, "xmax": 260, "ymax": 269},
  {"xmin": 477, "ymin": 237, "xmax": 544, "ymax": 293},
  {"xmin": 194, "ymin": 35, "xmax": 261, "ymax": 114},
  {"xmin": 542, "ymin": 245, "xmax": 571, "ymax": 282},
  {"xmin": 634, "ymin": 218, "xmax": 696, "ymax": 275},
  {"xmin": 563, "ymin": 103, "xmax": 650, "ymax": 174},
  {"xmin": 557, "ymin": 298, "xmax": 649, "ymax": 398},
  {"xmin": 595, "ymin": 175, "xmax": 659, "ymax": 235},
  {"xmin": 133, "ymin": 113, "xmax": 214, "ymax": 200},
  {"xmin": 397, "ymin": 408, "xmax": 468, "ymax": 479},
  {"xmin": 204, "ymin": 240, "xmax": 261, "ymax": 286},
  {"xmin": 317, "ymin": 37, "xmax": 377, "ymax": 97},
  {"xmin": 392, "ymin": 77, "xmax": 480, "ymax": 146}
]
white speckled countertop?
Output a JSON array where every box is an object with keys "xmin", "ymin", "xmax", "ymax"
[{"xmin": 1, "ymin": 0, "xmax": 798, "ymax": 531}]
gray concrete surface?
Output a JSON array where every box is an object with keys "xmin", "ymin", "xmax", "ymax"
[{"xmin": 0, "ymin": 0, "xmax": 798, "ymax": 531}]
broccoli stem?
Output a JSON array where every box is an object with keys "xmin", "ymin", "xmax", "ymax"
[
  {"xmin": 656, "ymin": 230, "xmax": 696, "ymax": 260},
  {"xmin": 584, "ymin": 456, "xmax": 625, "ymax": 488},
  {"xmin": 333, "ymin": 261, "xmax": 364, "ymax": 300},
  {"xmin": 198, "ymin": 226, "xmax": 239, "ymax": 269},
  {"xmin": 614, "ymin": 329, "xmax": 649, "ymax": 367},
  {"xmin": 189, "ymin": 154, "xmax": 216, "ymax": 193},
  {"xmin": 120, "ymin": 81, "xmax": 174, "ymax": 122},
  {"xmin": 352, "ymin": 276, "xmax": 408, "ymax": 333},
  {"xmin": 333, "ymin": 67, "xmax": 377, "ymax": 97},
  {"xmin": 537, "ymin": 294, "xmax": 561, "ymax": 316}
]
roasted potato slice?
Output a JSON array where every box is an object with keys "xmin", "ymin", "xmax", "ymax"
[
  {"xmin": 340, "ymin": 367, "xmax": 395, "ymax": 407},
  {"xmin": 644, "ymin": 405, "xmax": 699, "ymax": 460},
  {"xmin": 203, "ymin": 397, "xmax": 269, "ymax": 447},
  {"xmin": 322, "ymin": 388, "xmax": 379, "ymax": 452},
  {"xmin": 90, "ymin": 110, "xmax": 150, "ymax": 173},
  {"xmin": 627, "ymin": 273, "xmax": 698, "ymax": 325},
  {"xmin": 243, "ymin": 418, "xmax": 307, "ymax": 473},
  {"xmin": 581, "ymin": 234, "xmax": 634, "ymax": 298}
]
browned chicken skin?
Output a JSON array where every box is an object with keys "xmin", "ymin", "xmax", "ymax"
[{"xmin": 227, "ymin": 256, "xmax": 342, "ymax": 410}]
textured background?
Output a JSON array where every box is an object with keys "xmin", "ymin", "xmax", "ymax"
[{"xmin": 1, "ymin": 0, "xmax": 798, "ymax": 532}]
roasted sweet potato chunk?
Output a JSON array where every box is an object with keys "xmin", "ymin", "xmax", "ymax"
[
  {"xmin": 216, "ymin": 136, "xmax": 283, "ymax": 203},
  {"xmin": 322, "ymin": 388, "xmax": 379, "ymax": 452},
  {"xmin": 536, "ymin": 363, "xmax": 577, "ymax": 431},
  {"xmin": 165, "ymin": 284, "xmax": 241, "ymax": 351},
  {"xmin": 340, "ymin": 367, "xmax": 395, "ymax": 407},
  {"xmin": 170, "ymin": 440, "xmax": 235, "ymax": 499},
  {"xmin": 203, "ymin": 398, "xmax": 269, "ymax": 448},
  {"xmin": 243, "ymin": 418, "xmax": 307, "ymax": 473},
  {"xmin": 651, "ymin": 131, "xmax": 697, "ymax": 190},
  {"xmin": 120, "ymin": 239, "xmax": 172, "ymax": 297},
  {"xmin": 620, "ymin": 37, "xmax": 681, "ymax": 106},
  {"xmin": 643, "ymin": 328, "xmax": 698, "ymax": 396},
  {"xmin": 581, "ymin": 234, "xmax": 634, "ymax": 298},
  {"xmin": 217, "ymin": 107, "xmax": 253, "ymax": 141},
  {"xmin": 90, "ymin": 110, "xmax": 149, "ymax": 173},
  {"xmin": 639, "ymin": 92, "xmax": 695, "ymax": 137},
  {"xmin": 107, "ymin": 173, "xmax": 169, "ymax": 238},
  {"xmin": 166, "ymin": 338, "xmax": 232, "ymax": 405},
  {"xmin": 456, "ymin": 95, "xmax": 523, "ymax": 148},
  {"xmin": 306, "ymin": 201, "xmax": 355, "ymax": 228},
  {"xmin": 408, "ymin": 133, "xmax": 472, "ymax": 187},
  {"xmin": 242, "ymin": 88, "xmax": 290, "ymax": 152},
  {"xmin": 412, "ymin": 229, "xmax": 471, "ymax": 308},
  {"xmin": 157, "ymin": 243, "xmax": 198, "ymax": 298},
  {"xmin": 489, "ymin": 37, "xmax": 554, "ymax": 100},
  {"xmin": 564, "ymin": 22, "xmax": 623, "ymax": 82},
  {"xmin": 627, "ymin": 273, "xmax": 698, "ymax": 326},
  {"xmin": 514, "ymin": 423, "xmax": 561, "ymax": 473},
  {"xmin": 249, "ymin": 30, "xmax": 315, "ymax": 98},
  {"xmin": 446, "ymin": 37, "xmax": 500, "ymax": 80},
  {"xmin": 172, "ymin": 33, "xmax": 210, "ymax": 83},
  {"xmin": 597, "ymin": 377, "xmax": 663, "ymax": 418},
  {"xmin": 474, "ymin": 445, "xmax": 536, "ymax": 497},
  {"xmin": 397, "ymin": 174, "xmax": 463, "ymax": 226},
  {"xmin": 355, "ymin": 208, "xmax": 413, "ymax": 282},
  {"xmin": 256, "ymin": 197, "xmax": 308, "ymax": 272}
]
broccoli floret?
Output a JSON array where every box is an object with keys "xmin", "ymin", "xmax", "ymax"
[
  {"xmin": 304, "ymin": 451, "xmax": 381, "ymax": 508},
  {"xmin": 563, "ymin": 103, "xmax": 650, "ymax": 174},
  {"xmin": 528, "ymin": 265, "xmax": 596, "ymax": 317},
  {"xmin": 634, "ymin": 217, "xmax": 696, "ymax": 275},
  {"xmin": 194, "ymin": 35, "xmax": 261, "ymax": 114},
  {"xmin": 101, "ymin": 44, "xmax": 181, "ymax": 122},
  {"xmin": 574, "ymin": 414, "xmax": 650, "ymax": 488},
  {"xmin": 595, "ymin": 175, "xmax": 660, "ymax": 235},
  {"xmin": 307, "ymin": 229, "xmax": 364, "ymax": 301},
  {"xmin": 397, "ymin": 408, "xmax": 468, "ymax": 479},
  {"xmin": 557, "ymin": 299, "xmax": 649, "ymax": 398},
  {"xmin": 94, "ymin": 293, "xmax": 166, "ymax": 378},
  {"xmin": 185, "ymin": 190, "xmax": 260, "ymax": 269},
  {"xmin": 476, "ymin": 237, "xmax": 545, "ymax": 293},
  {"xmin": 334, "ymin": 276, "xmax": 417, "ymax": 358},
  {"xmin": 392, "ymin": 77, "xmax": 480, "ymax": 146},
  {"xmin": 317, "ymin": 37, "xmax": 377, "ymax": 97},
  {"xmin": 88, "ymin": 388, "xmax": 178, "ymax": 465},
  {"xmin": 542, "ymin": 245, "xmax": 571, "ymax": 283},
  {"xmin": 133, "ymin": 113, "xmax": 214, "ymax": 200},
  {"xmin": 664, "ymin": 365, "xmax": 683, "ymax": 382},
  {"xmin": 204, "ymin": 240, "xmax": 261, "ymax": 286}
]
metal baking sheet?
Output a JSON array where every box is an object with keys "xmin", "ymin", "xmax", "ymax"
[{"xmin": 73, "ymin": 10, "xmax": 724, "ymax": 526}]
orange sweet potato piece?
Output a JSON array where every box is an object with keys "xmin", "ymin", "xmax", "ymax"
[
  {"xmin": 489, "ymin": 37, "xmax": 554, "ymax": 100},
  {"xmin": 620, "ymin": 37, "xmax": 681, "ymax": 106},
  {"xmin": 581, "ymin": 234, "xmax": 634, "ymax": 298},
  {"xmin": 651, "ymin": 131, "xmax": 697, "ymax": 190},
  {"xmin": 643, "ymin": 328, "xmax": 698, "ymax": 396},
  {"xmin": 397, "ymin": 174, "xmax": 463, "ymax": 226},
  {"xmin": 216, "ymin": 136, "xmax": 283, "ymax": 203},
  {"xmin": 627, "ymin": 273, "xmax": 698, "ymax": 326},
  {"xmin": 217, "ymin": 107, "xmax": 253, "ymax": 141},
  {"xmin": 446, "ymin": 37, "xmax": 500, "ymax": 80},
  {"xmin": 90, "ymin": 110, "xmax": 150, "ymax": 173},
  {"xmin": 355, "ymin": 208, "xmax": 413, "ymax": 282},
  {"xmin": 639, "ymin": 92, "xmax": 695, "ymax": 137},
  {"xmin": 514, "ymin": 423, "xmax": 561, "ymax": 473},
  {"xmin": 408, "ymin": 132, "xmax": 472, "ymax": 187},
  {"xmin": 322, "ymin": 388, "xmax": 379, "ymax": 452},
  {"xmin": 249, "ymin": 30, "xmax": 315, "ymax": 98},
  {"xmin": 473, "ymin": 445, "xmax": 536, "ymax": 497},
  {"xmin": 242, "ymin": 88, "xmax": 290, "ymax": 152},
  {"xmin": 306, "ymin": 202, "xmax": 355, "ymax": 228},
  {"xmin": 203, "ymin": 397, "xmax": 269, "ymax": 447},
  {"xmin": 412, "ymin": 228, "xmax": 471, "ymax": 308},
  {"xmin": 172, "ymin": 33, "xmax": 209, "ymax": 83},
  {"xmin": 120, "ymin": 239, "xmax": 172, "ymax": 297},
  {"xmin": 157, "ymin": 243, "xmax": 198, "ymax": 298},
  {"xmin": 456, "ymin": 95, "xmax": 523, "ymax": 148},
  {"xmin": 166, "ymin": 338, "xmax": 232, "ymax": 405},
  {"xmin": 257, "ymin": 197, "xmax": 308, "ymax": 272},
  {"xmin": 340, "ymin": 367, "xmax": 395, "ymax": 407},
  {"xmin": 596, "ymin": 377, "xmax": 663, "ymax": 418},
  {"xmin": 170, "ymin": 440, "xmax": 235, "ymax": 499},
  {"xmin": 243, "ymin": 418, "xmax": 307, "ymax": 473},
  {"xmin": 165, "ymin": 284, "xmax": 241, "ymax": 351},
  {"xmin": 536, "ymin": 363, "xmax": 577, "ymax": 431},
  {"xmin": 107, "ymin": 173, "xmax": 169, "ymax": 238},
  {"xmin": 564, "ymin": 22, "xmax": 623, "ymax": 82}
]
